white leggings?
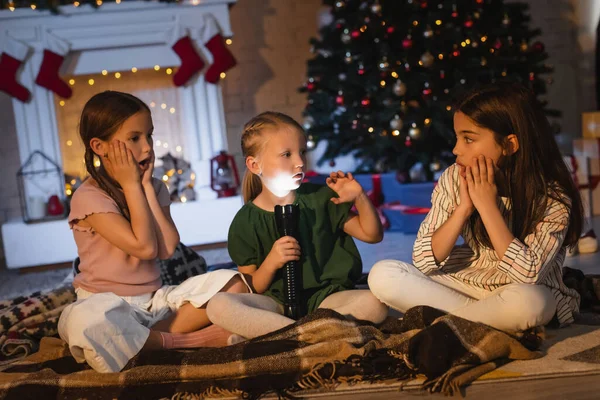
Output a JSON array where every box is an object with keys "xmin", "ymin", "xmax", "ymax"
[
  {"xmin": 367, "ymin": 260, "xmax": 557, "ymax": 333},
  {"xmin": 206, "ymin": 289, "xmax": 388, "ymax": 339}
]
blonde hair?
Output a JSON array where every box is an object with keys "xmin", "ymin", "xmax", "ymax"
[{"xmin": 241, "ymin": 111, "xmax": 305, "ymax": 203}]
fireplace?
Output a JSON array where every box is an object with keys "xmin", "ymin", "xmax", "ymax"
[{"xmin": 0, "ymin": 1, "xmax": 242, "ymax": 269}]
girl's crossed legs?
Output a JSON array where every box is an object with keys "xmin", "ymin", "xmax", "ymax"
[
  {"xmin": 206, "ymin": 289, "xmax": 388, "ymax": 339},
  {"xmin": 367, "ymin": 259, "xmax": 557, "ymax": 333}
]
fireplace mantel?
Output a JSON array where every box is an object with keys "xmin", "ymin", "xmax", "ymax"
[{"xmin": 1, "ymin": 1, "xmax": 244, "ymax": 269}]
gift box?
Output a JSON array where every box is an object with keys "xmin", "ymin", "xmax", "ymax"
[
  {"xmin": 564, "ymin": 155, "xmax": 595, "ymax": 217},
  {"xmin": 573, "ymin": 138, "xmax": 600, "ymax": 159},
  {"xmin": 304, "ymin": 172, "xmax": 434, "ymax": 232},
  {"xmin": 354, "ymin": 173, "xmax": 434, "ymax": 233},
  {"xmin": 582, "ymin": 112, "xmax": 600, "ymax": 139},
  {"xmin": 380, "ymin": 201, "xmax": 431, "ymax": 233}
]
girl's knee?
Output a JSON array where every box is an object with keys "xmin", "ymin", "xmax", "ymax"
[
  {"xmin": 362, "ymin": 291, "xmax": 389, "ymax": 324},
  {"xmin": 368, "ymin": 260, "xmax": 414, "ymax": 301},
  {"xmin": 500, "ymin": 284, "xmax": 557, "ymax": 327}
]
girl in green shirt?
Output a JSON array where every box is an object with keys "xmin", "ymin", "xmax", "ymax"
[{"xmin": 206, "ymin": 112, "xmax": 388, "ymax": 339}]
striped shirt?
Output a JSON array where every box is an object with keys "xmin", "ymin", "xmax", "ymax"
[{"xmin": 413, "ymin": 164, "xmax": 580, "ymax": 326}]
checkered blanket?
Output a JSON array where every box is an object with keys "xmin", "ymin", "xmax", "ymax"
[
  {"xmin": 0, "ymin": 285, "xmax": 75, "ymax": 366},
  {"xmin": 0, "ymin": 306, "xmax": 541, "ymax": 399}
]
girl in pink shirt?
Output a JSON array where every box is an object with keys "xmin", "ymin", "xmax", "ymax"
[{"xmin": 58, "ymin": 91, "xmax": 249, "ymax": 373}]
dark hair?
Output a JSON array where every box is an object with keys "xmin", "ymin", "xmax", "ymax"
[
  {"xmin": 454, "ymin": 82, "xmax": 583, "ymax": 249},
  {"xmin": 240, "ymin": 111, "xmax": 305, "ymax": 203},
  {"xmin": 79, "ymin": 91, "xmax": 150, "ymax": 219}
]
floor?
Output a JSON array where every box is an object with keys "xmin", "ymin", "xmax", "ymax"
[{"xmin": 1, "ymin": 218, "xmax": 600, "ymax": 399}]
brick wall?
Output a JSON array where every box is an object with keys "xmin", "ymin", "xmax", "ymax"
[{"xmin": 0, "ymin": 0, "xmax": 594, "ymax": 267}]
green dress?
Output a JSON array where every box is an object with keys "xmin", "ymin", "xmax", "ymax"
[{"xmin": 228, "ymin": 183, "xmax": 362, "ymax": 313}]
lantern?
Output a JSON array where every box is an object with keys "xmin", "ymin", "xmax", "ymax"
[
  {"xmin": 17, "ymin": 150, "xmax": 67, "ymax": 223},
  {"xmin": 210, "ymin": 150, "xmax": 240, "ymax": 198}
]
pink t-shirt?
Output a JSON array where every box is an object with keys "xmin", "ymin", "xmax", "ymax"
[{"xmin": 68, "ymin": 177, "xmax": 171, "ymax": 296}]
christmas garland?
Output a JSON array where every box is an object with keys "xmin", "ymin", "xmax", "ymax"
[{"xmin": 1, "ymin": 0, "xmax": 179, "ymax": 15}]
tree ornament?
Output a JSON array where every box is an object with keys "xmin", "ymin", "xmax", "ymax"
[
  {"xmin": 335, "ymin": 91, "xmax": 344, "ymax": 105},
  {"xmin": 334, "ymin": 1, "xmax": 345, "ymax": 10},
  {"xmin": 303, "ymin": 116, "xmax": 314, "ymax": 130},
  {"xmin": 386, "ymin": 26, "xmax": 395, "ymax": 34},
  {"xmin": 371, "ymin": 2, "xmax": 382, "ymax": 14},
  {"xmin": 429, "ymin": 161, "xmax": 441, "ymax": 172},
  {"xmin": 361, "ymin": 97, "xmax": 371, "ymax": 107},
  {"xmin": 307, "ymin": 136, "xmax": 316, "ymax": 150},
  {"xmin": 408, "ymin": 123, "xmax": 421, "ymax": 139},
  {"xmin": 502, "ymin": 13, "xmax": 510, "ymax": 26},
  {"xmin": 338, "ymin": 72, "xmax": 347, "ymax": 81},
  {"xmin": 379, "ymin": 57, "xmax": 390, "ymax": 71},
  {"xmin": 464, "ymin": 17, "xmax": 474, "ymax": 28},
  {"xmin": 494, "ymin": 38, "xmax": 503, "ymax": 49},
  {"xmin": 520, "ymin": 40, "xmax": 528, "ymax": 52},
  {"xmin": 390, "ymin": 115, "xmax": 403, "ymax": 130},
  {"xmin": 423, "ymin": 26, "xmax": 434, "ymax": 38},
  {"xmin": 351, "ymin": 30, "xmax": 361, "ymax": 39},
  {"xmin": 421, "ymin": 51, "xmax": 434, "ymax": 67},
  {"xmin": 341, "ymin": 33, "xmax": 352, "ymax": 44},
  {"xmin": 402, "ymin": 36, "xmax": 413, "ymax": 49},
  {"xmin": 481, "ymin": 56, "xmax": 487, "ymax": 66},
  {"xmin": 329, "ymin": 160, "xmax": 336, "ymax": 167},
  {"xmin": 358, "ymin": 63, "xmax": 365, "ymax": 75},
  {"xmin": 393, "ymin": 80, "xmax": 407, "ymax": 96},
  {"xmin": 405, "ymin": 136, "xmax": 412, "ymax": 147},
  {"xmin": 344, "ymin": 52, "xmax": 353, "ymax": 64},
  {"xmin": 532, "ymin": 41, "xmax": 545, "ymax": 52}
]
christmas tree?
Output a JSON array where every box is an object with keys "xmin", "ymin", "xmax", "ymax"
[{"xmin": 301, "ymin": 0, "xmax": 557, "ymax": 180}]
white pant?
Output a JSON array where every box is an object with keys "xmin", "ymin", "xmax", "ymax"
[
  {"xmin": 368, "ymin": 260, "xmax": 557, "ymax": 333},
  {"xmin": 58, "ymin": 269, "xmax": 246, "ymax": 373}
]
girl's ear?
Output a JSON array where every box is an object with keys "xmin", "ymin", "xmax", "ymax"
[
  {"xmin": 503, "ymin": 134, "xmax": 519, "ymax": 156},
  {"xmin": 90, "ymin": 138, "xmax": 108, "ymax": 158},
  {"xmin": 246, "ymin": 156, "xmax": 262, "ymax": 175}
]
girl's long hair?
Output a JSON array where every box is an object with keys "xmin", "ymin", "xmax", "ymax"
[
  {"xmin": 240, "ymin": 111, "xmax": 305, "ymax": 203},
  {"xmin": 79, "ymin": 91, "xmax": 150, "ymax": 219},
  {"xmin": 455, "ymin": 82, "xmax": 583, "ymax": 249}
]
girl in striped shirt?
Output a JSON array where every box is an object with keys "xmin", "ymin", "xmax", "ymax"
[{"xmin": 368, "ymin": 83, "xmax": 583, "ymax": 332}]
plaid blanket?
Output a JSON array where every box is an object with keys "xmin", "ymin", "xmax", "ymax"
[
  {"xmin": 0, "ymin": 306, "xmax": 541, "ymax": 399},
  {"xmin": 0, "ymin": 285, "xmax": 75, "ymax": 366}
]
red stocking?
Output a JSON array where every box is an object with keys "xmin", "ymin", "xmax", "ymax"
[
  {"xmin": 201, "ymin": 14, "xmax": 236, "ymax": 84},
  {"xmin": 35, "ymin": 49, "xmax": 72, "ymax": 99},
  {"xmin": 0, "ymin": 53, "xmax": 30, "ymax": 102},
  {"xmin": 172, "ymin": 36, "xmax": 205, "ymax": 87},
  {"xmin": 204, "ymin": 33, "xmax": 237, "ymax": 84},
  {"xmin": 0, "ymin": 36, "xmax": 31, "ymax": 102}
]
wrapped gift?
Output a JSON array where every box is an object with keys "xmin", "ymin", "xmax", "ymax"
[
  {"xmin": 574, "ymin": 138, "xmax": 600, "ymax": 159},
  {"xmin": 381, "ymin": 201, "xmax": 430, "ymax": 233},
  {"xmin": 563, "ymin": 155, "xmax": 595, "ymax": 217},
  {"xmin": 582, "ymin": 112, "xmax": 600, "ymax": 139}
]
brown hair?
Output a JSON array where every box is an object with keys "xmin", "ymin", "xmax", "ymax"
[
  {"xmin": 454, "ymin": 82, "xmax": 583, "ymax": 249},
  {"xmin": 241, "ymin": 111, "xmax": 305, "ymax": 203},
  {"xmin": 79, "ymin": 90, "xmax": 150, "ymax": 219}
]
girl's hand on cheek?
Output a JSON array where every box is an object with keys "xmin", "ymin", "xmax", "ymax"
[
  {"xmin": 465, "ymin": 155, "xmax": 498, "ymax": 213},
  {"xmin": 106, "ymin": 140, "xmax": 140, "ymax": 188},
  {"xmin": 141, "ymin": 150, "xmax": 155, "ymax": 187}
]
